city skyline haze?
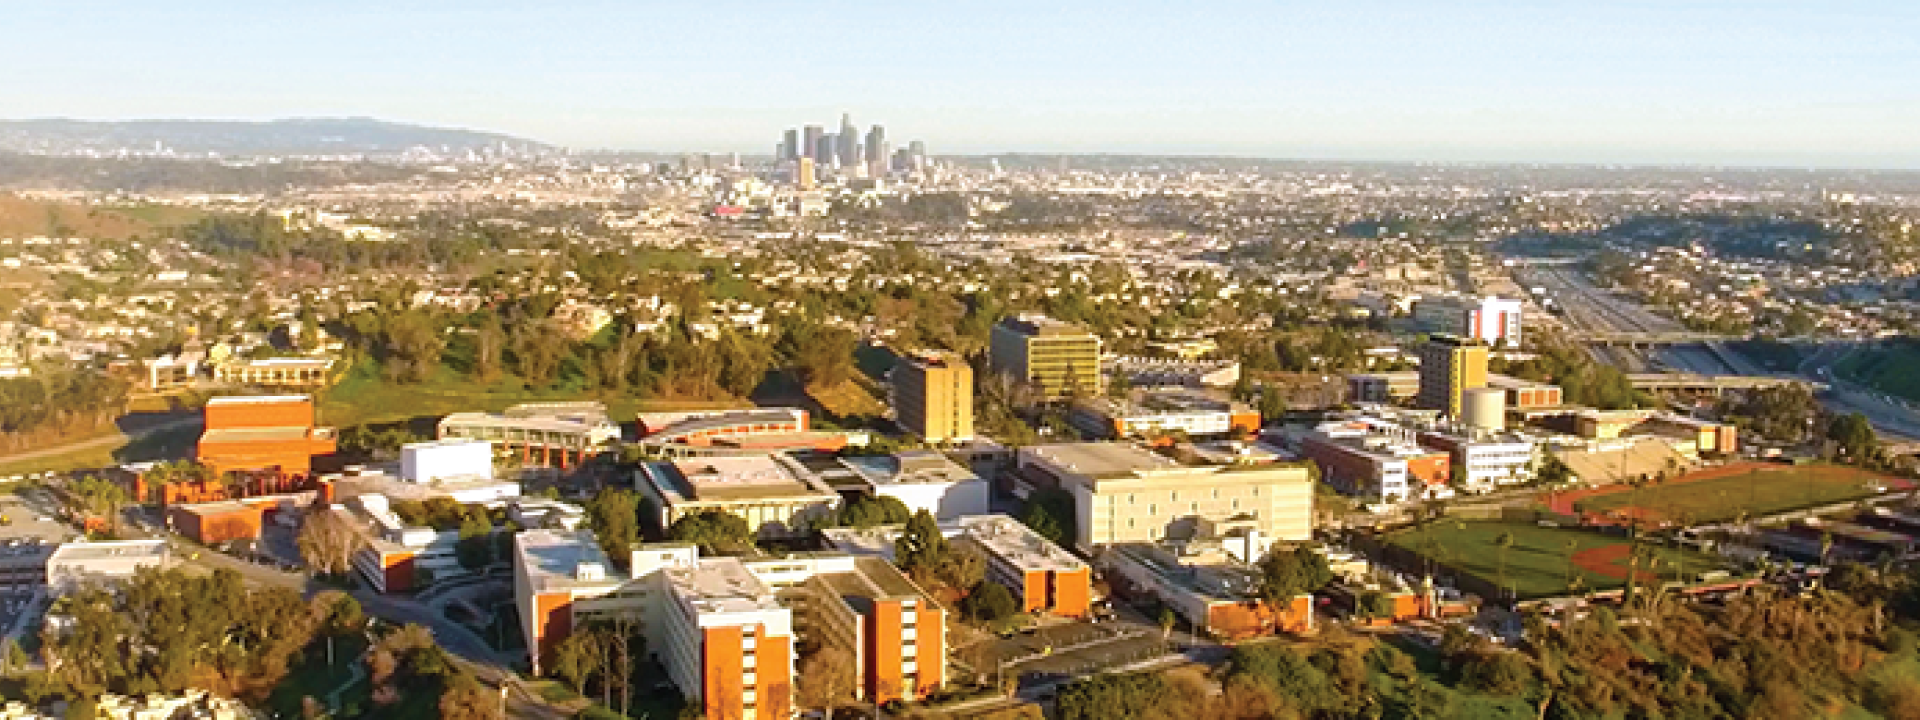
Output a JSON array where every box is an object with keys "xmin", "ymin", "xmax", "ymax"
[{"xmin": 4, "ymin": 1, "xmax": 1918, "ymax": 167}]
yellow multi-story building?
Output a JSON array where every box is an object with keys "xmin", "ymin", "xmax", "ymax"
[
  {"xmin": 1416, "ymin": 334, "xmax": 1489, "ymax": 418},
  {"xmin": 989, "ymin": 315, "xmax": 1101, "ymax": 400},
  {"xmin": 890, "ymin": 350, "xmax": 975, "ymax": 443}
]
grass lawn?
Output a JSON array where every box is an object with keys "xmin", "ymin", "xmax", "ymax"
[
  {"xmin": 0, "ymin": 422, "xmax": 201, "ymax": 477},
  {"xmin": 265, "ymin": 634, "xmax": 370, "ymax": 716},
  {"xmin": 1388, "ymin": 521, "xmax": 1722, "ymax": 599},
  {"xmin": 318, "ymin": 358, "xmax": 746, "ymax": 428},
  {"xmin": 1574, "ymin": 465, "xmax": 1896, "ymax": 525}
]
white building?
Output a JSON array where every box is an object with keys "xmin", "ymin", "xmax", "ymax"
[
  {"xmin": 1413, "ymin": 295, "xmax": 1524, "ymax": 346},
  {"xmin": 838, "ymin": 450, "xmax": 990, "ymax": 520},
  {"xmin": 45, "ymin": 539, "xmax": 169, "ymax": 596},
  {"xmin": 401, "ymin": 438, "xmax": 494, "ymax": 484}
]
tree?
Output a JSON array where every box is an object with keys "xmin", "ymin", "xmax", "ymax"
[
  {"xmin": 1829, "ymin": 413, "xmax": 1878, "ymax": 463},
  {"xmin": 894, "ymin": 509, "xmax": 949, "ymax": 579},
  {"xmin": 666, "ymin": 510, "xmax": 757, "ymax": 555},
  {"xmin": 585, "ymin": 487, "xmax": 640, "ymax": 566},
  {"xmin": 67, "ymin": 474, "xmax": 128, "ymax": 535},
  {"xmin": 456, "ymin": 512, "xmax": 494, "ymax": 572},
  {"xmin": 826, "ymin": 495, "xmax": 913, "ymax": 528},
  {"xmin": 1018, "ymin": 487, "xmax": 1077, "ymax": 548},
  {"xmin": 965, "ymin": 582, "xmax": 1019, "ymax": 623},
  {"xmin": 1159, "ymin": 607, "xmax": 1177, "ymax": 640},
  {"xmin": 1257, "ymin": 546, "xmax": 1333, "ymax": 608},
  {"xmin": 1495, "ymin": 531, "xmax": 1516, "ymax": 599},
  {"xmin": 796, "ymin": 646, "xmax": 856, "ymax": 716},
  {"xmin": 297, "ymin": 505, "xmax": 366, "ymax": 577}
]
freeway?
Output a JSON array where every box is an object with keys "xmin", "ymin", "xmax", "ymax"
[{"xmin": 1799, "ymin": 343, "xmax": 1920, "ymax": 444}]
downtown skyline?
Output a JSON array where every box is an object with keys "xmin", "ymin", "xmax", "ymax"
[{"xmin": 2, "ymin": 1, "xmax": 1918, "ymax": 168}]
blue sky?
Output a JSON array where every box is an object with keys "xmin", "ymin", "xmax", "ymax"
[{"xmin": 4, "ymin": 1, "xmax": 1918, "ymax": 166}]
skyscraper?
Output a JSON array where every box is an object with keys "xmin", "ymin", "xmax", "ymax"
[
  {"xmin": 865, "ymin": 124, "xmax": 887, "ymax": 175},
  {"xmin": 796, "ymin": 157, "xmax": 816, "ymax": 190},
  {"xmin": 802, "ymin": 125, "xmax": 824, "ymax": 164},
  {"xmin": 815, "ymin": 135, "xmax": 837, "ymax": 168},
  {"xmin": 838, "ymin": 113, "xmax": 859, "ymax": 167},
  {"xmin": 782, "ymin": 128, "xmax": 799, "ymax": 162},
  {"xmin": 1416, "ymin": 334, "xmax": 1490, "ymax": 418}
]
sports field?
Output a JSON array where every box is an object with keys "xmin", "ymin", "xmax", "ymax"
[
  {"xmin": 1563, "ymin": 463, "xmax": 1906, "ymax": 526},
  {"xmin": 1388, "ymin": 521, "xmax": 1722, "ymax": 599}
]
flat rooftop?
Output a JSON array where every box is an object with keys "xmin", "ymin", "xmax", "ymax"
[
  {"xmin": 841, "ymin": 451, "xmax": 978, "ymax": 486},
  {"xmin": 642, "ymin": 454, "xmax": 837, "ymax": 503},
  {"xmin": 1022, "ymin": 443, "xmax": 1179, "ymax": 479},
  {"xmin": 955, "ymin": 514, "xmax": 1086, "ymax": 572},
  {"xmin": 206, "ymin": 395, "xmax": 311, "ymax": 406},
  {"xmin": 819, "ymin": 556, "xmax": 925, "ymax": 601},
  {"xmin": 1107, "ymin": 542, "xmax": 1262, "ymax": 602},
  {"xmin": 998, "ymin": 314, "xmax": 1094, "ymax": 337},
  {"xmin": 515, "ymin": 529, "xmax": 622, "ymax": 592},
  {"xmin": 665, "ymin": 557, "xmax": 784, "ymax": 615},
  {"xmin": 47, "ymin": 539, "xmax": 168, "ymax": 564},
  {"xmin": 199, "ymin": 427, "xmax": 314, "ymax": 444}
]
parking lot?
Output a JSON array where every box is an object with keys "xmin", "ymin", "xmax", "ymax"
[{"xmin": 952, "ymin": 619, "xmax": 1171, "ymax": 688}]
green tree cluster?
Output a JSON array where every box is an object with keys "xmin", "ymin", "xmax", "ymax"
[{"xmin": 666, "ymin": 510, "xmax": 757, "ymax": 555}]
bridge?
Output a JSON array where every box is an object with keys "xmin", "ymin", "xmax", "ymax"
[
  {"xmin": 1626, "ymin": 373, "xmax": 1822, "ymax": 394},
  {"xmin": 1583, "ymin": 331, "xmax": 1739, "ymax": 347}
]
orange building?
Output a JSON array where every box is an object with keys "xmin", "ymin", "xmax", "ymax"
[
  {"xmin": 168, "ymin": 500, "xmax": 270, "ymax": 545},
  {"xmin": 1103, "ymin": 543, "xmax": 1319, "ymax": 641},
  {"xmin": 196, "ymin": 395, "xmax": 336, "ymax": 478},
  {"xmin": 952, "ymin": 514, "xmax": 1093, "ymax": 618}
]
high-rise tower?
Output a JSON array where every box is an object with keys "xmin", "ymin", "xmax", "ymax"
[{"xmin": 837, "ymin": 113, "xmax": 859, "ymax": 167}]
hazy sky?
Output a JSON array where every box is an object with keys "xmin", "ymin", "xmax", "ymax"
[{"xmin": 5, "ymin": 1, "xmax": 1918, "ymax": 166}]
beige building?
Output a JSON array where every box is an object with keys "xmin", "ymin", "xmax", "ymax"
[
  {"xmin": 891, "ymin": 351, "xmax": 975, "ymax": 443},
  {"xmin": 634, "ymin": 453, "xmax": 841, "ymax": 538},
  {"xmin": 989, "ymin": 315, "xmax": 1101, "ymax": 399},
  {"xmin": 1416, "ymin": 335, "xmax": 1489, "ymax": 418},
  {"xmin": 1015, "ymin": 443, "xmax": 1313, "ymax": 550}
]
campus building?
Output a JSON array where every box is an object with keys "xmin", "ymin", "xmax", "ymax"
[
  {"xmin": 514, "ymin": 533, "xmax": 949, "ymax": 717},
  {"xmin": 1300, "ymin": 419, "xmax": 1454, "ymax": 505},
  {"xmin": 635, "ymin": 454, "xmax": 841, "ymax": 539},
  {"xmin": 634, "ymin": 408, "xmax": 854, "ymax": 457},
  {"xmin": 836, "ymin": 450, "xmax": 990, "ymax": 521},
  {"xmin": 195, "ymin": 395, "xmax": 337, "ymax": 478},
  {"xmin": 1100, "ymin": 541, "xmax": 1312, "ymax": 640},
  {"xmin": 1413, "ymin": 295, "xmax": 1524, "ymax": 347},
  {"xmin": 989, "ymin": 315, "xmax": 1101, "ymax": 399},
  {"xmin": 439, "ymin": 402, "xmax": 620, "ymax": 469},
  {"xmin": 1014, "ymin": 443, "xmax": 1314, "ymax": 550},
  {"xmin": 820, "ymin": 513, "xmax": 1092, "ymax": 618},
  {"xmin": 45, "ymin": 539, "xmax": 169, "ymax": 596},
  {"xmin": 1067, "ymin": 390, "xmax": 1260, "ymax": 440},
  {"xmin": 212, "ymin": 356, "xmax": 333, "ymax": 388},
  {"xmin": 1104, "ymin": 357, "xmax": 1241, "ymax": 389},
  {"xmin": 890, "ymin": 351, "xmax": 975, "ymax": 443},
  {"xmin": 1416, "ymin": 335, "xmax": 1490, "ymax": 418}
]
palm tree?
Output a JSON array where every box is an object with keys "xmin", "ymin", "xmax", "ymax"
[
  {"xmin": 1563, "ymin": 539, "xmax": 1579, "ymax": 593},
  {"xmin": 1495, "ymin": 531, "xmax": 1516, "ymax": 600}
]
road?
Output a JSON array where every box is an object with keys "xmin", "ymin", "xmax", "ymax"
[{"xmin": 1798, "ymin": 343, "xmax": 1920, "ymax": 443}]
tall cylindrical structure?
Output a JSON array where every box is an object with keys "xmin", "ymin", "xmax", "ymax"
[{"xmin": 1462, "ymin": 387, "xmax": 1506, "ymax": 432}]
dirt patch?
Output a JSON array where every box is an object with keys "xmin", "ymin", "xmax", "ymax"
[{"xmin": 1569, "ymin": 543, "xmax": 1659, "ymax": 582}]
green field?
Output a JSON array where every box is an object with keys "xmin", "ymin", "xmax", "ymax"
[
  {"xmin": 1574, "ymin": 465, "xmax": 1898, "ymax": 525},
  {"xmin": 0, "ymin": 422, "xmax": 201, "ymax": 478},
  {"xmin": 1388, "ymin": 521, "xmax": 1722, "ymax": 600},
  {"xmin": 318, "ymin": 358, "xmax": 746, "ymax": 428}
]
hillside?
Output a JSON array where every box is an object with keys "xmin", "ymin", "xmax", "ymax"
[
  {"xmin": 0, "ymin": 194, "xmax": 203, "ymax": 239},
  {"xmin": 0, "ymin": 117, "xmax": 552, "ymax": 157}
]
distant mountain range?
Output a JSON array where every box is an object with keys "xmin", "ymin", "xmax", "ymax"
[{"xmin": 0, "ymin": 117, "xmax": 553, "ymax": 157}]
